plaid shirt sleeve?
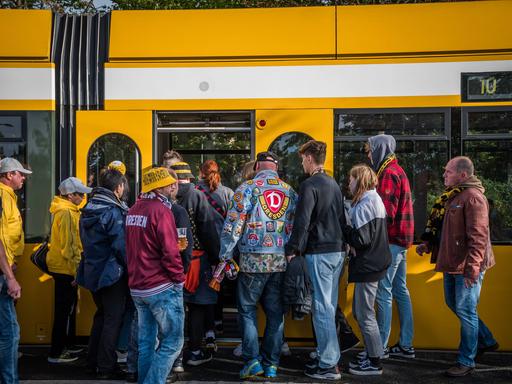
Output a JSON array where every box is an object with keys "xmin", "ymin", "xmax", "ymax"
[{"xmin": 377, "ymin": 171, "xmax": 400, "ymax": 223}]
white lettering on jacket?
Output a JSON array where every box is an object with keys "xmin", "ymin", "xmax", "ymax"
[{"xmin": 126, "ymin": 214, "xmax": 148, "ymax": 228}]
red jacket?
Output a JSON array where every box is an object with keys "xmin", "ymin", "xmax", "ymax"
[
  {"xmin": 377, "ymin": 159, "xmax": 414, "ymax": 248},
  {"xmin": 126, "ymin": 194, "xmax": 184, "ymax": 293}
]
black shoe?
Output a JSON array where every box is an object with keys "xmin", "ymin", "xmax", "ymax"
[
  {"xmin": 125, "ymin": 371, "xmax": 138, "ymax": 383},
  {"xmin": 348, "ymin": 358, "xmax": 383, "ymax": 376},
  {"xmin": 172, "ymin": 354, "xmax": 184, "ymax": 373},
  {"xmin": 96, "ymin": 370, "xmax": 125, "ymax": 380},
  {"xmin": 205, "ymin": 336, "xmax": 218, "ymax": 352},
  {"xmin": 166, "ymin": 372, "xmax": 178, "ymax": 383},
  {"xmin": 339, "ymin": 332, "xmax": 360, "ymax": 353},
  {"xmin": 388, "ymin": 343, "xmax": 415, "ymax": 358},
  {"xmin": 305, "ymin": 357, "xmax": 318, "ymax": 369},
  {"xmin": 304, "ymin": 365, "xmax": 341, "ymax": 380},
  {"xmin": 477, "ymin": 342, "xmax": 499, "ymax": 358},
  {"xmin": 186, "ymin": 349, "xmax": 213, "ymax": 366}
]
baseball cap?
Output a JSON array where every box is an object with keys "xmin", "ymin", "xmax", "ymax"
[
  {"xmin": 108, "ymin": 160, "xmax": 126, "ymax": 175},
  {"xmin": 253, "ymin": 151, "xmax": 279, "ymax": 170},
  {"xmin": 0, "ymin": 157, "xmax": 32, "ymax": 174},
  {"xmin": 142, "ymin": 166, "xmax": 176, "ymax": 193},
  {"xmin": 58, "ymin": 177, "xmax": 92, "ymax": 195},
  {"xmin": 170, "ymin": 162, "xmax": 195, "ymax": 180}
]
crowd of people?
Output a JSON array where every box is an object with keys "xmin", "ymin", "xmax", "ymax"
[{"xmin": 0, "ymin": 134, "xmax": 500, "ymax": 384}]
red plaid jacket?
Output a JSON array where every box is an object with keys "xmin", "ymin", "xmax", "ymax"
[{"xmin": 377, "ymin": 159, "xmax": 414, "ymax": 248}]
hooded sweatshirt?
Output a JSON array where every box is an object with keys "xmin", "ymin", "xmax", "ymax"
[
  {"xmin": 46, "ymin": 196, "xmax": 83, "ymax": 276},
  {"xmin": 0, "ymin": 182, "xmax": 24, "ymax": 266},
  {"xmin": 368, "ymin": 134, "xmax": 414, "ymax": 248}
]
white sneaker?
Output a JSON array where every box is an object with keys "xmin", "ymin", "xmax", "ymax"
[
  {"xmin": 233, "ymin": 343, "xmax": 243, "ymax": 357},
  {"xmin": 281, "ymin": 342, "xmax": 291, "ymax": 356},
  {"xmin": 48, "ymin": 352, "xmax": 79, "ymax": 364}
]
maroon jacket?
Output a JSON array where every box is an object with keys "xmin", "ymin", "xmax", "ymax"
[
  {"xmin": 377, "ymin": 159, "xmax": 414, "ymax": 248},
  {"xmin": 126, "ymin": 193, "xmax": 184, "ymax": 293},
  {"xmin": 435, "ymin": 187, "xmax": 495, "ymax": 281}
]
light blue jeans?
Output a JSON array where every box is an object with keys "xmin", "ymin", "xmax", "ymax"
[
  {"xmin": 376, "ymin": 244, "xmax": 414, "ymax": 348},
  {"xmin": 0, "ymin": 275, "xmax": 19, "ymax": 384},
  {"xmin": 306, "ymin": 252, "xmax": 344, "ymax": 369},
  {"xmin": 133, "ymin": 285, "xmax": 184, "ymax": 384},
  {"xmin": 237, "ymin": 272, "xmax": 284, "ymax": 368},
  {"xmin": 444, "ymin": 272, "xmax": 497, "ymax": 368}
]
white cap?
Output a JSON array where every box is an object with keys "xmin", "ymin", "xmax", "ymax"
[
  {"xmin": 58, "ymin": 177, "xmax": 92, "ymax": 195},
  {"xmin": 0, "ymin": 157, "xmax": 32, "ymax": 174}
]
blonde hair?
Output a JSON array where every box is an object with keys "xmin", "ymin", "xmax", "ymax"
[
  {"xmin": 241, "ymin": 160, "xmax": 256, "ymax": 180},
  {"xmin": 349, "ymin": 164, "xmax": 378, "ymax": 205}
]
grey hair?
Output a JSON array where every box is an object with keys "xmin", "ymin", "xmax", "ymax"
[{"xmin": 453, "ymin": 156, "xmax": 474, "ymax": 176}]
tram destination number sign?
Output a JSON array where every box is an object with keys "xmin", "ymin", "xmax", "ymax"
[{"xmin": 462, "ymin": 71, "xmax": 512, "ymax": 102}]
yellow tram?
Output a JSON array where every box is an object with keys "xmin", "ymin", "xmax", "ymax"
[{"xmin": 1, "ymin": 0, "xmax": 511, "ymax": 351}]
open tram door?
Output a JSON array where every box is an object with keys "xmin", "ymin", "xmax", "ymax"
[{"xmin": 75, "ymin": 110, "xmax": 153, "ymax": 335}]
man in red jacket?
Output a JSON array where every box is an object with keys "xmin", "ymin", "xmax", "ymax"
[
  {"xmin": 126, "ymin": 166, "xmax": 184, "ymax": 384},
  {"xmin": 366, "ymin": 134, "xmax": 416, "ymax": 359}
]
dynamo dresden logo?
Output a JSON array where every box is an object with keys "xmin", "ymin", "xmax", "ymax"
[{"xmin": 259, "ymin": 189, "xmax": 290, "ymax": 220}]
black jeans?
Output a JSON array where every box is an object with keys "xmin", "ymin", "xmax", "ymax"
[
  {"xmin": 87, "ymin": 278, "xmax": 127, "ymax": 373},
  {"xmin": 187, "ymin": 303, "xmax": 215, "ymax": 351},
  {"xmin": 49, "ymin": 273, "xmax": 77, "ymax": 357}
]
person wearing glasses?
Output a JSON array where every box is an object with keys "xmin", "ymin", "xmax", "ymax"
[{"xmin": 47, "ymin": 178, "xmax": 92, "ymax": 364}]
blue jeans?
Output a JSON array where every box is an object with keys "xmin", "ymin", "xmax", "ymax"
[
  {"xmin": 376, "ymin": 244, "xmax": 414, "ymax": 348},
  {"xmin": 133, "ymin": 286, "xmax": 184, "ymax": 384},
  {"xmin": 0, "ymin": 276, "xmax": 19, "ymax": 384},
  {"xmin": 306, "ymin": 252, "xmax": 344, "ymax": 369},
  {"xmin": 237, "ymin": 272, "xmax": 284, "ymax": 368},
  {"xmin": 444, "ymin": 272, "xmax": 497, "ymax": 368}
]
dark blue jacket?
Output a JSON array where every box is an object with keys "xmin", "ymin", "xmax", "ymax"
[{"xmin": 76, "ymin": 187, "xmax": 128, "ymax": 292}]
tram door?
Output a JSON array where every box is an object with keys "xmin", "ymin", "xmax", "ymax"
[
  {"xmin": 75, "ymin": 110, "xmax": 153, "ymax": 335},
  {"xmin": 254, "ymin": 109, "xmax": 335, "ymax": 342}
]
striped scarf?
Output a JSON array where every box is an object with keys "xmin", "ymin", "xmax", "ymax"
[{"xmin": 376, "ymin": 154, "xmax": 396, "ymax": 178}]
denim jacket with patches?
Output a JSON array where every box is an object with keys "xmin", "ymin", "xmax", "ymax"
[{"xmin": 219, "ymin": 170, "xmax": 298, "ymax": 260}]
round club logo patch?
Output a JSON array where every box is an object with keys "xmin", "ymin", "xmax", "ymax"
[{"xmin": 258, "ymin": 189, "xmax": 290, "ymax": 220}]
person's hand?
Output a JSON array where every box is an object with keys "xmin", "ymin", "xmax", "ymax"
[
  {"xmin": 416, "ymin": 242, "xmax": 430, "ymax": 256},
  {"xmin": 286, "ymin": 254, "xmax": 295, "ymax": 263},
  {"xmin": 464, "ymin": 277, "xmax": 476, "ymax": 288},
  {"xmin": 178, "ymin": 239, "xmax": 188, "ymax": 252},
  {"xmin": 6, "ymin": 277, "xmax": 21, "ymax": 300}
]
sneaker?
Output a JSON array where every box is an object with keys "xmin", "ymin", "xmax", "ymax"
[
  {"xmin": 48, "ymin": 351, "xmax": 79, "ymax": 364},
  {"xmin": 65, "ymin": 345, "xmax": 84, "ymax": 354},
  {"xmin": 382, "ymin": 346, "xmax": 390, "ymax": 359},
  {"xmin": 477, "ymin": 342, "xmax": 499, "ymax": 358},
  {"xmin": 186, "ymin": 349, "xmax": 212, "ymax": 366},
  {"xmin": 309, "ymin": 350, "xmax": 318, "ymax": 360},
  {"xmin": 205, "ymin": 336, "xmax": 218, "ymax": 353},
  {"xmin": 281, "ymin": 342, "xmax": 291, "ymax": 356},
  {"xmin": 445, "ymin": 363, "xmax": 474, "ymax": 377},
  {"xmin": 116, "ymin": 350, "xmax": 128, "ymax": 363},
  {"xmin": 263, "ymin": 365, "xmax": 278, "ymax": 378},
  {"xmin": 305, "ymin": 357, "xmax": 318, "ymax": 369},
  {"xmin": 240, "ymin": 358, "xmax": 264, "ymax": 379},
  {"xmin": 348, "ymin": 358, "xmax": 383, "ymax": 376},
  {"xmin": 166, "ymin": 373, "xmax": 178, "ymax": 383},
  {"xmin": 172, "ymin": 355, "xmax": 184, "ymax": 373},
  {"xmin": 233, "ymin": 343, "xmax": 243, "ymax": 357},
  {"xmin": 339, "ymin": 332, "xmax": 360, "ymax": 353},
  {"xmin": 304, "ymin": 365, "xmax": 341, "ymax": 381},
  {"xmin": 388, "ymin": 343, "xmax": 415, "ymax": 358}
]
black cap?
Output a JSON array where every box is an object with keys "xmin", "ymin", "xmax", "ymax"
[{"xmin": 254, "ymin": 151, "xmax": 279, "ymax": 170}]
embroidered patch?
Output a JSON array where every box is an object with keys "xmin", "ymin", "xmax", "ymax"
[
  {"xmin": 248, "ymin": 233, "xmax": 259, "ymax": 247},
  {"xmin": 233, "ymin": 192, "xmax": 243, "ymax": 202},
  {"xmin": 285, "ymin": 224, "xmax": 293, "ymax": 235},
  {"xmin": 246, "ymin": 180, "xmax": 254, "ymax": 185},
  {"xmin": 255, "ymin": 179, "xmax": 264, "ymax": 187},
  {"xmin": 259, "ymin": 189, "xmax": 290, "ymax": 220},
  {"xmin": 223, "ymin": 223, "xmax": 233, "ymax": 233},
  {"xmin": 236, "ymin": 203, "xmax": 245, "ymax": 212},
  {"xmin": 267, "ymin": 179, "xmax": 279, "ymax": 185},
  {"xmin": 266, "ymin": 221, "xmax": 275, "ymax": 232},
  {"xmin": 247, "ymin": 221, "xmax": 263, "ymax": 229},
  {"xmin": 234, "ymin": 222, "xmax": 244, "ymax": 236},
  {"xmin": 276, "ymin": 221, "xmax": 285, "ymax": 233},
  {"xmin": 252, "ymin": 187, "xmax": 261, "ymax": 196},
  {"xmin": 277, "ymin": 237, "xmax": 283, "ymax": 247},
  {"xmin": 262, "ymin": 234, "xmax": 274, "ymax": 247},
  {"xmin": 228, "ymin": 212, "xmax": 238, "ymax": 222}
]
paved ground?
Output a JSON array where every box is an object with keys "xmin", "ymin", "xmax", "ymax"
[{"xmin": 19, "ymin": 345, "xmax": 512, "ymax": 383}]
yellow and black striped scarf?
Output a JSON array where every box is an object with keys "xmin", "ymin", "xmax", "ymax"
[
  {"xmin": 421, "ymin": 187, "xmax": 464, "ymax": 244},
  {"xmin": 376, "ymin": 154, "xmax": 396, "ymax": 178}
]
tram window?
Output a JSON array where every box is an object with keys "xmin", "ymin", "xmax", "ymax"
[
  {"xmin": 334, "ymin": 140, "xmax": 448, "ymax": 241},
  {"xmin": 87, "ymin": 133, "xmax": 141, "ymax": 206},
  {"xmin": 336, "ymin": 111, "xmax": 446, "ymax": 137},
  {"xmin": 0, "ymin": 116, "xmax": 23, "ymax": 139},
  {"xmin": 170, "ymin": 132, "xmax": 250, "ymax": 151},
  {"xmin": 268, "ymin": 132, "xmax": 313, "ymax": 191},
  {"xmin": 466, "ymin": 110, "xmax": 512, "ymax": 135},
  {"xmin": 463, "ymin": 140, "xmax": 512, "ymax": 242}
]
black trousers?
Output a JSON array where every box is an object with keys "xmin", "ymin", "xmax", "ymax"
[
  {"xmin": 87, "ymin": 278, "xmax": 127, "ymax": 373},
  {"xmin": 187, "ymin": 303, "xmax": 215, "ymax": 351},
  {"xmin": 49, "ymin": 273, "xmax": 77, "ymax": 357}
]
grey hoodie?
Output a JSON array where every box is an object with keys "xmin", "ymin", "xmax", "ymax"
[{"xmin": 368, "ymin": 134, "xmax": 396, "ymax": 171}]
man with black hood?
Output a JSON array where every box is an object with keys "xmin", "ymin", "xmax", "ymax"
[
  {"xmin": 77, "ymin": 169, "xmax": 129, "ymax": 379},
  {"xmin": 366, "ymin": 134, "xmax": 415, "ymax": 359}
]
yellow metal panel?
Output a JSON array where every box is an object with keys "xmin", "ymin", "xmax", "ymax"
[
  {"xmin": 255, "ymin": 109, "xmax": 334, "ymax": 175},
  {"xmin": 109, "ymin": 7, "xmax": 335, "ymax": 60},
  {"xmin": 0, "ymin": 100, "xmax": 55, "ymax": 111},
  {"xmin": 337, "ymin": 1, "xmax": 512, "ymax": 56},
  {"xmin": 0, "ymin": 10, "xmax": 52, "ymax": 61}
]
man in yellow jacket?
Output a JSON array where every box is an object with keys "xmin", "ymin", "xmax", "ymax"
[
  {"xmin": 0, "ymin": 157, "xmax": 31, "ymax": 384},
  {"xmin": 47, "ymin": 177, "xmax": 91, "ymax": 364}
]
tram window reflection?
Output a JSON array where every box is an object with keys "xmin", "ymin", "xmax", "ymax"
[{"xmin": 467, "ymin": 110, "xmax": 512, "ymax": 135}]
